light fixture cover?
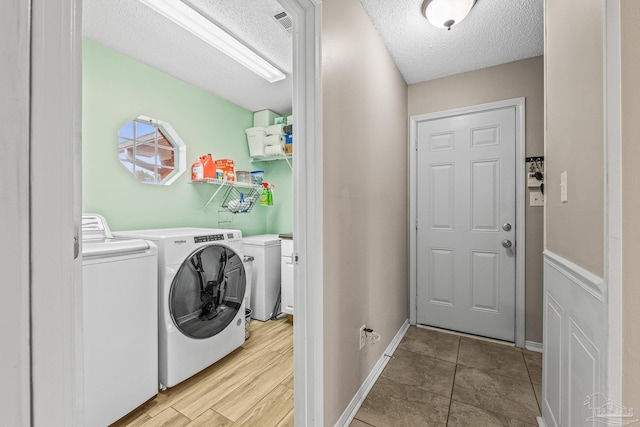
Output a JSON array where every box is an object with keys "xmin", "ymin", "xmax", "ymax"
[
  {"xmin": 422, "ymin": 0, "xmax": 476, "ymax": 30},
  {"xmin": 138, "ymin": 0, "xmax": 286, "ymax": 83}
]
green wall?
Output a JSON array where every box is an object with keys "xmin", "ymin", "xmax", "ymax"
[
  {"xmin": 263, "ymin": 157, "xmax": 293, "ymax": 234},
  {"xmin": 82, "ymin": 39, "xmax": 292, "ymax": 235}
]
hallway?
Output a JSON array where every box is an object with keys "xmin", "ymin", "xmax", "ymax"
[{"xmin": 351, "ymin": 326, "xmax": 542, "ymax": 426}]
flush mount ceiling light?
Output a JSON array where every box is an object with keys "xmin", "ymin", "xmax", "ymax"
[
  {"xmin": 422, "ymin": 0, "xmax": 476, "ymax": 31},
  {"xmin": 138, "ymin": 0, "xmax": 286, "ymax": 83}
]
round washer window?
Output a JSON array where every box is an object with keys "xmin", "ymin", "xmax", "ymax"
[{"xmin": 169, "ymin": 245, "xmax": 245, "ymax": 339}]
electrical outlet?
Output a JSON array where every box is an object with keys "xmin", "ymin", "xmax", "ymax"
[
  {"xmin": 359, "ymin": 325, "xmax": 366, "ymax": 350},
  {"xmin": 530, "ymin": 191, "xmax": 544, "ymax": 206}
]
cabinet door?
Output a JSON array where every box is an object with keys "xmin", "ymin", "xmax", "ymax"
[
  {"xmin": 281, "ymin": 239, "xmax": 294, "ymax": 315},
  {"xmin": 281, "ymin": 255, "xmax": 294, "ymax": 314}
]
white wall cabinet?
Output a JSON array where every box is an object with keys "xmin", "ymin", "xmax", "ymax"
[{"xmin": 281, "ymin": 239, "xmax": 294, "ymax": 315}]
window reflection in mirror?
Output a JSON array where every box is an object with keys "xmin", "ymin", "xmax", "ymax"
[{"xmin": 118, "ymin": 116, "xmax": 186, "ymax": 185}]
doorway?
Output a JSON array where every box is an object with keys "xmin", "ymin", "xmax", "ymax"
[
  {"xmin": 409, "ymin": 98, "xmax": 526, "ymax": 346},
  {"xmin": 27, "ymin": 0, "xmax": 324, "ymax": 425}
]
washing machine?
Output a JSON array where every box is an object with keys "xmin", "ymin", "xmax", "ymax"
[
  {"xmin": 82, "ymin": 214, "xmax": 158, "ymax": 427},
  {"xmin": 114, "ymin": 227, "xmax": 246, "ymax": 389}
]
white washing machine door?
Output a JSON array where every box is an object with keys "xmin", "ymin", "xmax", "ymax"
[{"xmin": 169, "ymin": 244, "xmax": 245, "ymax": 339}]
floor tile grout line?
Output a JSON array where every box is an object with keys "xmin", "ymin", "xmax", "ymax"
[
  {"xmin": 417, "ymin": 325, "xmax": 518, "ymax": 348},
  {"xmin": 395, "ymin": 343, "xmax": 459, "ymax": 365},
  {"xmin": 454, "ymin": 361, "xmax": 533, "ymax": 384},
  {"xmin": 446, "ymin": 362, "xmax": 458, "ymax": 426},
  {"xmin": 449, "ymin": 366, "xmax": 542, "ymax": 423},
  {"xmin": 521, "ymin": 350, "xmax": 543, "ymax": 414},
  {"xmin": 447, "ymin": 396, "xmax": 539, "ymax": 427},
  {"xmin": 445, "ymin": 335, "xmax": 461, "ymax": 426}
]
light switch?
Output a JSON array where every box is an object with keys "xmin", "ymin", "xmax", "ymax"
[{"xmin": 560, "ymin": 171, "xmax": 568, "ymax": 203}]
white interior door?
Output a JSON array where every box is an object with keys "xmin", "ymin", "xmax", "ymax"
[{"xmin": 416, "ymin": 107, "xmax": 516, "ymax": 342}]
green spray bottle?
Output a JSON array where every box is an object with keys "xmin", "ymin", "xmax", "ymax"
[{"xmin": 259, "ymin": 182, "xmax": 275, "ymax": 206}]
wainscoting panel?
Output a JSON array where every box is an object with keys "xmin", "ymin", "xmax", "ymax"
[{"xmin": 542, "ymin": 251, "xmax": 607, "ymax": 427}]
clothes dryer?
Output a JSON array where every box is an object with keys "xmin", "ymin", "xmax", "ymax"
[{"xmin": 114, "ymin": 228, "xmax": 246, "ymax": 389}]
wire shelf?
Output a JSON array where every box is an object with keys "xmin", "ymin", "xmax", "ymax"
[
  {"xmin": 220, "ymin": 185, "xmax": 261, "ymax": 214},
  {"xmin": 189, "ymin": 179, "xmax": 262, "ymax": 212}
]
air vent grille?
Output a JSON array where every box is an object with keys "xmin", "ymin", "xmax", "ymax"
[{"xmin": 273, "ymin": 10, "xmax": 292, "ymax": 35}]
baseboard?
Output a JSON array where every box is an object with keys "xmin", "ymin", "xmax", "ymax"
[
  {"xmin": 525, "ymin": 341, "xmax": 543, "ymax": 353},
  {"xmin": 537, "ymin": 416, "xmax": 547, "ymax": 427},
  {"xmin": 333, "ymin": 319, "xmax": 410, "ymax": 427}
]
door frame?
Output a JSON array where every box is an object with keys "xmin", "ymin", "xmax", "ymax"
[
  {"xmin": 1, "ymin": 0, "xmax": 31, "ymax": 425},
  {"xmin": 604, "ymin": 0, "xmax": 622, "ymax": 405},
  {"xmin": 277, "ymin": 0, "xmax": 325, "ymax": 425},
  {"xmin": 409, "ymin": 97, "xmax": 527, "ymax": 347}
]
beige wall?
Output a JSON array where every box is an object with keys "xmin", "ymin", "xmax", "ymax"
[
  {"xmin": 622, "ymin": 0, "xmax": 640, "ymax": 411},
  {"xmin": 408, "ymin": 57, "xmax": 545, "ymax": 343},
  {"xmin": 544, "ymin": 0, "xmax": 604, "ymax": 277},
  {"xmin": 321, "ymin": 0, "xmax": 409, "ymax": 424}
]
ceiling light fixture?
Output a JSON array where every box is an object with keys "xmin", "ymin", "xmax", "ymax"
[
  {"xmin": 422, "ymin": 0, "xmax": 476, "ymax": 31},
  {"xmin": 138, "ymin": 0, "xmax": 286, "ymax": 83}
]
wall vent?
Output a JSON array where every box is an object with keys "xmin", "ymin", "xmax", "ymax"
[{"xmin": 273, "ymin": 11, "xmax": 292, "ymax": 36}]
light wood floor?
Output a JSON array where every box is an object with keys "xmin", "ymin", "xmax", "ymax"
[{"xmin": 110, "ymin": 317, "xmax": 294, "ymax": 427}]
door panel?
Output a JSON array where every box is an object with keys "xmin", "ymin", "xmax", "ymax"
[
  {"xmin": 417, "ymin": 107, "xmax": 516, "ymax": 341},
  {"xmin": 429, "ymin": 249, "xmax": 455, "ymax": 306},
  {"xmin": 429, "ymin": 164, "xmax": 455, "ymax": 230},
  {"xmin": 471, "ymin": 160, "xmax": 500, "ymax": 231},
  {"xmin": 471, "ymin": 250, "xmax": 500, "ymax": 313}
]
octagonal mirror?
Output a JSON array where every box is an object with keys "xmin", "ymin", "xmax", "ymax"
[{"xmin": 118, "ymin": 116, "xmax": 186, "ymax": 185}]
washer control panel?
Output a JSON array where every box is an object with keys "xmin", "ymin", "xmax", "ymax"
[{"xmin": 194, "ymin": 234, "xmax": 225, "ymax": 243}]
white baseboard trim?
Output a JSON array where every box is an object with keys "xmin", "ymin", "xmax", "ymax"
[
  {"xmin": 333, "ymin": 319, "xmax": 410, "ymax": 427},
  {"xmin": 525, "ymin": 341, "xmax": 543, "ymax": 353},
  {"xmin": 537, "ymin": 416, "xmax": 547, "ymax": 427}
]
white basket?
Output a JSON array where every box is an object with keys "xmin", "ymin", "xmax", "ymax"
[
  {"xmin": 253, "ymin": 110, "xmax": 279, "ymax": 127},
  {"xmin": 245, "ymin": 127, "xmax": 266, "ymax": 157}
]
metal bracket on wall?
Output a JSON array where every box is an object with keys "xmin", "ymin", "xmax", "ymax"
[{"xmin": 189, "ymin": 179, "xmax": 262, "ymax": 212}]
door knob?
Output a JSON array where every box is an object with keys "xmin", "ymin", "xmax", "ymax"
[
  {"xmin": 502, "ymin": 223, "xmax": 512, "ymax": 232},
  {"xmin": 502, "ymin": 239, "xmax": 513, "ymax": 249}
]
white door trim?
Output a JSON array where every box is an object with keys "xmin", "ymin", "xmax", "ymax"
[
  {"xmin": 409, "ymin": 97, "xmax": 526, "ymax": 347},
  {"xmin": 30, "ymin": 0, "xmax": 85, "ymax": 425},
  {"xmin": 276, "ymin": 0, "xmax": 324, "ymax": 425},
  {"xmin": 0, "ymin": 0, "xmax": 31, "ymax": 425},
  {"xmin": 604, "ymin": 0, "xmax": 622, "ymax": 405}
]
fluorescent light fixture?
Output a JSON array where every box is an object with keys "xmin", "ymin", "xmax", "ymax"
[
  {"xmin": 422, "ymin": 0, "xmax": 476, "ymax": 30},
  {"xmin": 138, "ymin": 0, "xmax": 286, "ymax": 83}
]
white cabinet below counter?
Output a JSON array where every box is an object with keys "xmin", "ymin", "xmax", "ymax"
[{"xmin": 281, "ymin": 239, "xmax": 294, "ymax": 315}]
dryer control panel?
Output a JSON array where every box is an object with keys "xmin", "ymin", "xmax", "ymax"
[{"xmin": 194, "ymin": 234, "xmax": 225, "ymax": 243}]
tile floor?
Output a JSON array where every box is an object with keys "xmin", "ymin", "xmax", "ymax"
[
  {"xmin": 110, "ymin": 317, "xmax": 293, "ymax": 427},
  {"xmin": 351, "ymin": 326, "xmax": 542, "ymax": 427}
]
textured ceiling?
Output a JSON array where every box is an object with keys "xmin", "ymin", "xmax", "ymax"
[
  {"xmin": 83, "ymin": 0, "xmax": 293, "ymax": 114},
  {"xmin": 83, "ymin": 0, "xmax": 544, "ymax": 113},
  {"xmin": 359, "ymin": 0, "xmax": 544, "ymax": 84}
]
